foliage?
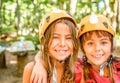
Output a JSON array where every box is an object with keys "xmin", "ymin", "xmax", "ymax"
[
  {"xmin": 23, "ymin": 35, "xmax": 39, "ymax": 45},
  {"xmin": 0, "ymin": 0, "xmax": 120, "ymax": 46},
  {"xmin": 0, "ymin": 25, "xmax": 16, "ymax": 34},
  {"xmin": 116, "ymin": 33, "xmax": 120, "ymax": 40}
]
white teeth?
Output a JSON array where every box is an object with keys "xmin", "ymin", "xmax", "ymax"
[
  {"xmin": 57, "ymin": 50, "xmax": 66, "ymax": 55},
  {"xmin": 94, "ymin": 55, "xmax": 102, "ymax": 58}
]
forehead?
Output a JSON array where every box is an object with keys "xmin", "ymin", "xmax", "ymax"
[{"xmin": 54, "ymin": 22, "xmax": 71, "ymax": 34}]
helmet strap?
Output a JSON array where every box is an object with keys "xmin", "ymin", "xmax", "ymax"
[
  {"xmin": 59, "ymin": 55, "xmax": 70, "ymax": 63},
  {"xmin": 99, "ymin": 55, "xmax": 113, "ymax": 76},
  {"xmin": 99, "ymin": 62, "xmax": 108, "ymax": 76},
  {"xmin": 52, "ymin": 62, "xmax": 57, "ymax": 83}
]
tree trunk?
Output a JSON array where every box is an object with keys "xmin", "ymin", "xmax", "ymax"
[
  {"xmin": 118, "ymin": 0, "xmax": 120, "ymax": 34},
  {"xmin": 112, "ymin": 0, "xmax": 117, "ymax": 32},
  {"xmin": 16, "ymin": 0, "xmax": 20, "ymax": 31},
  {"xmin": 0, "ymin": 51, "xmax": 6, "ymax": 68},
  {"xmin": 70, "ymin": 0, "xmax": 77, "ymax": 16},
  {"xmin": 103, "ymin": 0, "xmax": 111, "ymax": 18}
]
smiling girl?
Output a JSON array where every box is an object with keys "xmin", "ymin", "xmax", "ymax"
[{"xmin": 23, "ymin": 10, "xmax": 80, "ymax": 83}]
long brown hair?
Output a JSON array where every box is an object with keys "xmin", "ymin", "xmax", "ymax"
[{"xmin": 40, "ymin": 18, "xmax": 79, "ymax": 82}]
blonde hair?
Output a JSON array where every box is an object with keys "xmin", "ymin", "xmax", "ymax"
[{"xmin": 40, "ymin": 18, "xmax": 79, "ymax": 82}]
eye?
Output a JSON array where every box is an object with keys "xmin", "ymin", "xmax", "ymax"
[
  {"xmin": 88, "ymin": 42, "xmax": 93, "ymax": 45},
  {"xmin": 101, "ymin": 41, "xmax": 108, "ymax": 45},
  {"xmin": 66, "ymin": 36, "xmax": 72, "ymax": 39},
  {"xmin": 87, "ymin": 41, "xmax": 94, "ymax": 46},
  {"xmin": 53, "ymin": 35, "xmax": 59, "ymax": 39}
]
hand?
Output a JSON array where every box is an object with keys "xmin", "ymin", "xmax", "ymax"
[{"xmin": 30, "ymin": 61, "xmax": 47, "ymax": 83}]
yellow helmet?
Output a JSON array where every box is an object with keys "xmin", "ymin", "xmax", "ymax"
[
  {"xmin": 78, "ymin": 14, "xmax": 115, "ymax": 37},
  {"xmin": 39, "ymin": 10, "xmax": 77, "ymax": 42}
]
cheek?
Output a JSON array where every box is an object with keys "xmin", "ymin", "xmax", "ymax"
[
  {"xmin": 49, "ymin": 39, "xmax": 58, "ymax": 47},
  {"xmin": 104, "ymin": 46, "xmax": 111, "ymax": 54},
  {"xmin": 83, "ymin": 44, "xmax": 91, "ymax": 53},
  {"xmin": 84, "ymin": 48, "xmax": 92, "ymax": 55},
  {"xmin": 103, "ymin": 42, "xmax": 112, "ymax": 52},
  {"xmin": 67, "ymin": 41, "xmax": 74, "ymax": 50}
]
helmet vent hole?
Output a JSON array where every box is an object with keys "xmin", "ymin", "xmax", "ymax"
[
  {"xmin": 46, "ymin": 16, "xmax": 50, "ymax": 22},
  {"xmin": 80, "ymin": 24, "xmax": 85, "ymax": 31},
  {"xmin": 103, "ymin": 22, "xmax": 108, "ymax": 29}
]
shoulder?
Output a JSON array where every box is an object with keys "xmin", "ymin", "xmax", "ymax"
[
  {"xmin": 114, "ymin": 56, "xmax": 120, "ymax": 62},
  {"xmin": 25, "ymin": 61, "xmax": 35, "ymax": 69},
  {"xmin": 112, "ymin": 57, "xmax": 120, "ymax": 75},
  {"xmin": 23, "ymin": 61, "xmax": 35, "ymax": 74},
  {"xmin": 113, "ymin": 56, "xmax": 120, "ymax": 68},
  {"xmin": 23, "ymin": 61, "xmax": 35, "ymax": 83},
  {"xmin": 23, "ymin": 61, "xmax": 34, "ymax": 71}
]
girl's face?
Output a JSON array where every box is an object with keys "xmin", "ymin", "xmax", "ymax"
[
  {"xmin": 83, "ymin": 32, "xmax": 112, "ymax": 66},
  {"xmin": 48, "ymin": 22, "xmax": 73, "ymax": 62}
]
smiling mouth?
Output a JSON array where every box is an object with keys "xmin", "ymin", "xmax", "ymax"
[
  {"xmin": 93, "ymin": 54, "xmax": 103, "ymax": 58},
  {"xmin": 56, "ymin": 50, "xmax": 67, "ymax": 55}
]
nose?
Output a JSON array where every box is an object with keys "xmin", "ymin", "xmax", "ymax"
[
  {"xmin": 60, "ymin": 37, "xmax": 66, "ymax": 47},
  {"xmin": 95, "ymin": 43, "xmax": 101, "ymax": 52}
]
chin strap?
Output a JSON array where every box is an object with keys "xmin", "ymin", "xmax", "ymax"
[
  {"xmin": 52, "ymin": 56, "xmax": 69, "ymax": 83},
  {"xmin": 59, "ymin": 56, "xmax": 69, "ymax": 63},
  {"xmin": 99, "ymin": 55, "xmax": 113, "ymax": 76},
  {"xmin": 52, "ymin": 63, "xmax": 57, "ymax": 83},
  {"xmin": 99, "ymin": 62, "xmax": 108, "ymax": 76},
  {"xmin": 52, "ymin": 55, "xmax": 70, "ymax": 82}
]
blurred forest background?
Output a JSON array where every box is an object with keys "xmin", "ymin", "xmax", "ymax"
[
  {"xmin": 0, "ymin": 0, "xmax": 120, "ymax": 45},
  {"xmin": 0, "ymin": 0, "xmax": 120, "ymax": 83}
]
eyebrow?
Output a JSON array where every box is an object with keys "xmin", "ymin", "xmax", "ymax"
[
  {"xmin": 100, "ymin": 36, "xmax": 109, "ymax": 39},
  {"xmin": 100, "ymin": 38, "xmax": 110, "ymax": 41},
  {"xmin": 53, "ymin": 33, "xmax": 72, "ymax": 36}
]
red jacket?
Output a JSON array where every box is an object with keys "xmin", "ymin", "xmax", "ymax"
[
  {"xmin": 75, "ymin": 57, "xmax": 120, "ymax": 83},
  {"xmin": 75, "ymin": 62, "xmax": 82, "ymax": 83}
]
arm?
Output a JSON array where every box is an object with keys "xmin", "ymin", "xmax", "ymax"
[
  {"xmin": 23, "ymin": 62, "xmax": 34, "ymax": 83},
  {"xmin": 34, "ymin": 51, "xmax": 46, "ymax": 68},
  {"xmin": 80, "ymin": 70, "xmax": 85, "ymax": 83},
  {"xmin": 30, "ymin": 51, "xmax": 47, "ymax": 83}
]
